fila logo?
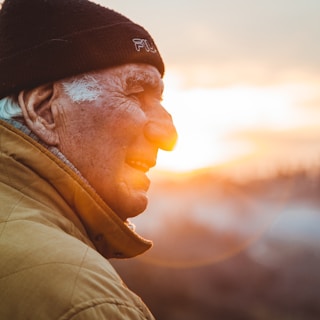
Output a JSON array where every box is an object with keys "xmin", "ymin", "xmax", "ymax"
[{"xmin": 132, "ymin": 38, "xmax": 157, "ymax": 53}]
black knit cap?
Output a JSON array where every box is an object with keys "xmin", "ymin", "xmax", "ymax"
[{"xmin": 0, "ymin": 0, "xmax": 165, "ymax": 98}]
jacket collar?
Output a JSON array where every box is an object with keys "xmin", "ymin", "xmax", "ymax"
[{"xmin": 0, "ymin": 119, "xmax": 152, "ymax": 258}]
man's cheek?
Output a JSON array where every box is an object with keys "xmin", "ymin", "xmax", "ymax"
[{"xmin": 109, "ymin": 103, "xmax": 147, "ymax": 135}]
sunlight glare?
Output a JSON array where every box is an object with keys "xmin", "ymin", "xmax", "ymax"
[{"xmin": 157, "ymin": 71, "xmax": 313, "ymax": 172}]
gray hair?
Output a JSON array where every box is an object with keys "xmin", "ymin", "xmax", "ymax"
[
  {"xmin": 0, "ymin": 73, "xmax": 102, "ymax": 119},
  {"xmin": 0, "ymin": 96, "xmax": 22, "ymax": 119},
  {"xmin": 62, "ymin": 74, "xmax": 102, "ymax": 103}
]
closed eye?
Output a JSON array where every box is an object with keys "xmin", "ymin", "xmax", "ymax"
[{"xmin": 125, "ymin": 81, "xmax": 163, "ymax": 104}]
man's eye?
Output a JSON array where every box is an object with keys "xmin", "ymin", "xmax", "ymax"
[
  {"xmin": 128, "ymin": 91, "xmax": 144, "ymax": 99},
  {"xmin": 127, "ymin": 85, "xmax": 144, "ymax": 97},
  {"xmin": 126, "ymin": 92, "xmax": 145, "ymax": 106},
  {"xmin": 126, "ymin": 83, "xmax": 144, "ymax": 94}
]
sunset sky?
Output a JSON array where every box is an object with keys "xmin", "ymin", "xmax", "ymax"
[{"xmin": 99, "ymin": 0, "xmax": 320, "ymax": 178}]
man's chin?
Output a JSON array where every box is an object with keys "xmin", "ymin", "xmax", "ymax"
[{"xmin": 112, "ymin": 189, "xmax": 149, "ymax": 221}]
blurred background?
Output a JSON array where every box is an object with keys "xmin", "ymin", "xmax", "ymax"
[{"xmin": 100, "ymin": 1, "xmax": 320, "ymax": 319}]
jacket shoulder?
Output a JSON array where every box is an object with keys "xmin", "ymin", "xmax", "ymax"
[{"xmin": 0, "ymin": 220, "xmax": 154, "ymax": 320}]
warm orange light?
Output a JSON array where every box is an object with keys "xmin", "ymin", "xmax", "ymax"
[{"xmin": 157, "ymin": 70, "xmax": 319, "ymax": 180}]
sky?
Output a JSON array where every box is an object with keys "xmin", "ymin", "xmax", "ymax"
[{"xmin": 98, "ymin": 0, "xmax": 320, "ymax": 178}]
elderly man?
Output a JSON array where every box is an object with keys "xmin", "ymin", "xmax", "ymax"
[{"xmin": 0, "ymin": 0, "xmax": 177, "ymax": 319}]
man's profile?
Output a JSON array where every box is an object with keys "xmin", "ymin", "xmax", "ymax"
[{"xmin": 0, "ymin": 0, "xmax": 177, "ymax": 319}]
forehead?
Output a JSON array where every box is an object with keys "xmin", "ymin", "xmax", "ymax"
[{"xmin": 96, "ymin": 63, "xmax": 163, "ymax": 92}]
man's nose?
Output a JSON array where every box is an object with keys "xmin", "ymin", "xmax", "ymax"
[{"xmin": 144, "ymin": 106, "xmax": 178, "ymax": 151}]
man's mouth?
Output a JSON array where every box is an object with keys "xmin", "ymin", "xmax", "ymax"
[{"xmin": 126, "ymin": 158, "xmax": 155, "ymax": 173}]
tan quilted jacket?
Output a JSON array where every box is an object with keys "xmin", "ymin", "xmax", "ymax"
[{"xmin": 0, "ymin": 120, "xmax": 155, "ymax": 319}]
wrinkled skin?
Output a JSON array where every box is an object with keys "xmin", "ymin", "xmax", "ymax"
[{"xmin": 20, "ymin": 64, "xmax": 177, "ymax": 220}]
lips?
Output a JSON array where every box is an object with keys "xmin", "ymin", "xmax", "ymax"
[{"xmin": 126, "ymin": 158, "xmax": 156, "ymax": 173}]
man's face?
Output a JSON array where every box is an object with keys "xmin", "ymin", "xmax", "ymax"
[{"xmin": 53, "ymin": 64, "xmax": 177, "ymax": 220}]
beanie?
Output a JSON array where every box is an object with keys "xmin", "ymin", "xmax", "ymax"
[{"xmin": 0, "ymin": 0, "xmax": 165, "ymax": 98}]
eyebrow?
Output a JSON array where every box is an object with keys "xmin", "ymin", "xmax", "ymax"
[{"xmin": 125, "ymin": 71, "xmax": 163, "ymax": 92}]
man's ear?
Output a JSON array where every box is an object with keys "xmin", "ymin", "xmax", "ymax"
[{"xmin": 18, "ymin": 83, "xmax": 59, "ymax": 146}]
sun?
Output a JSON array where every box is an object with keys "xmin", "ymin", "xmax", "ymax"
[
  {"xmin": 155, "ymin": 79, "xmax": 253, "ymax": 172},
  {"xmin": 156, "ymin": 71, "xmax": 310, "ymax": 175}
]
